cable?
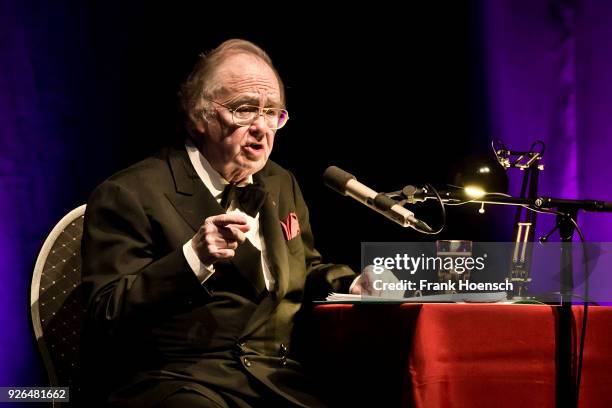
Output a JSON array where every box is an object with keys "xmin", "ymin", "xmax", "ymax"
[
  {"xmin": 442, "ymin": 187, "xmax": 513, "ymax": 207},
  {"xmin": 529, "ymin": 140, "xmax": 547, "ymax": 156},
  {"xmin": 412, "ymin": 183, "xmax": 446, "ymax": 235}
]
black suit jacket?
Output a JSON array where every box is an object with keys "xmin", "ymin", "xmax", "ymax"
[{"xmin": 79, "ymin": 145, "xmax": 355, "ymax": 407}]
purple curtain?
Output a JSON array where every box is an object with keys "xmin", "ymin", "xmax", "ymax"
[
  {"xmin": 0, "ymin": 0, "xmax": 97, "ymax": 386},
  {"xmin": 482, "ymin": 0, "xmax": 612, "ymax": 298},
  {"xmin": 0, "ymin": 0, "xmax": 44, "ymax": 385}
]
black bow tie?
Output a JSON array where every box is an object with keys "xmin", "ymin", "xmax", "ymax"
[{"xmin": 220, "ymin": 183, "xmax": 268, "ymax": 217}]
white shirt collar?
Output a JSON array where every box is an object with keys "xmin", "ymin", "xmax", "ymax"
[{"xmin": 185, "ymin": 140, "xmax": 253, "ymax": 200}]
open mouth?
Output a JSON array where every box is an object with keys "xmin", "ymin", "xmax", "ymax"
[{"xmin": 244, "ymin": 142, "xmax": 264, "ymax": 153}]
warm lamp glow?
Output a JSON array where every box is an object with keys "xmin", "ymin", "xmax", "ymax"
[
  {"xmin": 452, "ymin": 154, "xmax": 509, "ymax": 195},
  {"xmin": 464, "ymin": 185, "xmax": 486, "ymax": 198}
]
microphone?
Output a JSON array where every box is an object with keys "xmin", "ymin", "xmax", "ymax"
[{"xmin": 323, "ymin": 166, "xmax": 433, "ymax": 232}]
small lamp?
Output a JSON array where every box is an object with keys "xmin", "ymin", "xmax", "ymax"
[{"xmin": 453, "ymin": 154, "xmax": 509, "ymax": 198}]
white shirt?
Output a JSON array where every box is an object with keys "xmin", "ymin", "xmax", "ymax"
[{"xmin": 182, "ymin": 141, "xmax": 275, "ymax": 291}]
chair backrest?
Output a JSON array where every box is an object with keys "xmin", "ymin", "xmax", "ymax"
[{"xmin": 31, "ymin": 205, "xmax": 87, "ymax": 405}]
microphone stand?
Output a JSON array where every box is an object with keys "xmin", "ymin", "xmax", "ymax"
[{"xmin": 395, "ymin": 186, "xmax": 612, "ymax": 408}]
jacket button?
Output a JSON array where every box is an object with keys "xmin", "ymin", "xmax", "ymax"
[
  {"xmin": 234, "ymin": 342, "xmax": 245, "ymax": 355},
  {"xmin": 280, "ymin": 356, "xmax": 287, "ymax": 366},
  {"xmin": 243, "ymin": 357, "xmax": 251, "ymax": 367}
]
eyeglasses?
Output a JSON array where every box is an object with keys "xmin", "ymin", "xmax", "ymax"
[{"xmin": 203, "ymin": 98, "xmax": 289, "ymax": 130}]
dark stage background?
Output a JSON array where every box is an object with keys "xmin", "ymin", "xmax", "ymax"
[{"xmin": 2, "ymin": 0, "xmax": 612, "ymax": 393}]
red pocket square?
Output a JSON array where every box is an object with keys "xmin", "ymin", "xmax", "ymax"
[{"xmin": 280, "ymin": 212, "xmax": 301, "ymax": 241}]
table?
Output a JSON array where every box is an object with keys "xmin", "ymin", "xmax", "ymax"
[{"xmin": 305, "ymin": 304, "xmax": 612, "ymax": 407}]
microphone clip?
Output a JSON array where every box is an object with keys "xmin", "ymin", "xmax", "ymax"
[{"xmin": 388, "ymin": 185, "xmax": 428, "ymax": 205}]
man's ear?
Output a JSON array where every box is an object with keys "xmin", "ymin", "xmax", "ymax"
[{"xmin": 195, "ymin": 116, "xmax": 207, "ymax": 134}]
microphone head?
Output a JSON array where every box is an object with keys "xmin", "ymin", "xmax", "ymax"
[{"xmin": 323, "ymin": 166, "xmax": 355, "ymax": 195}]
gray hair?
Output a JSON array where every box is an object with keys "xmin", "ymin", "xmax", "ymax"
[{"xmin": 178, "ymin": 39, "xmax": 285, "ymax": 136}]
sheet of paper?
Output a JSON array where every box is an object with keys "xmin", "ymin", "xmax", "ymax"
[{"xmin": 324, "ymin": 292, "xmax": 509, "ymax": 303}]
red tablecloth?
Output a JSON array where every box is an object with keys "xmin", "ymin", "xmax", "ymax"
[{"xmin": 307, "ymin": 304, "xmax": 612, "ymax": 408}]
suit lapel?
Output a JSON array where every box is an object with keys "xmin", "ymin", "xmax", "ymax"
[
  {"xmin": 255, "ymin": 172, "xmax": 290, "ymax": 298},
  {"xmin": 164, "ymin": 147, "xmax": 224, "ymax": 233}
]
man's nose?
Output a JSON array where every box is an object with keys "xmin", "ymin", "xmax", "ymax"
[{"xmin": 249, "ymin": 114, "xmax": 269, "ymax": 137}]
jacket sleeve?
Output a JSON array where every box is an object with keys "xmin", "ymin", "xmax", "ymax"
[
  {"xmin": 287, "ymin": 172, "xmax": 356, "ymax": 301},
  {"xmin": 81, "ymin": 180, "xmax": 209, "ymax": 334}
]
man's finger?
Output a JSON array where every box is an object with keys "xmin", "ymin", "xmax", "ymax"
[
  {"xmin": 219, "ymin": 226, "xmax": 247, "ymax": 243},
  {"xmin": 209, "ymin": 213, "xmax": 249, "ymax": 227},
  {"xmin": 225, "ymin": 241, "xmax": 238, "ymax": 250},
  {"xmin": 214, "ymin": 249, "xmax": 235, "ymax": 259},
  {"xmin": 231, "ymin": 223, "xmax": 251, "ymax": 233},
  {"xmin": 212, "ymin": 235, "xmax": 239, "ymax": 250}
]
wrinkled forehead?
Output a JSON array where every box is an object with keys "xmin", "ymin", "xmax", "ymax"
[{"xmin": 210, "ymin": 53, "xmax": 282, "ymax": 106}]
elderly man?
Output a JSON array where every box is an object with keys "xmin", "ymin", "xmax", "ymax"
[{"xmin": 80, "ymin": 39, "xmax": 358, "ymax": 407}]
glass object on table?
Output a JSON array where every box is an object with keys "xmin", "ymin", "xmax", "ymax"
[{"xmin": 436, "ymin": 240, "xmax": 473, "ymax": 294}]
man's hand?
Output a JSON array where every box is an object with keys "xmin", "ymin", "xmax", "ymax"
[
  {"xmin": 192, "ymin": 213, "xmax": 250, "ymax": 265},
  {"xmin": 349, "ymin": 265, "xmax": 403, "ymax": 298},
  {"xmin": 349, "ymin": 265, "xmax": 379, "ymax": 296}
]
